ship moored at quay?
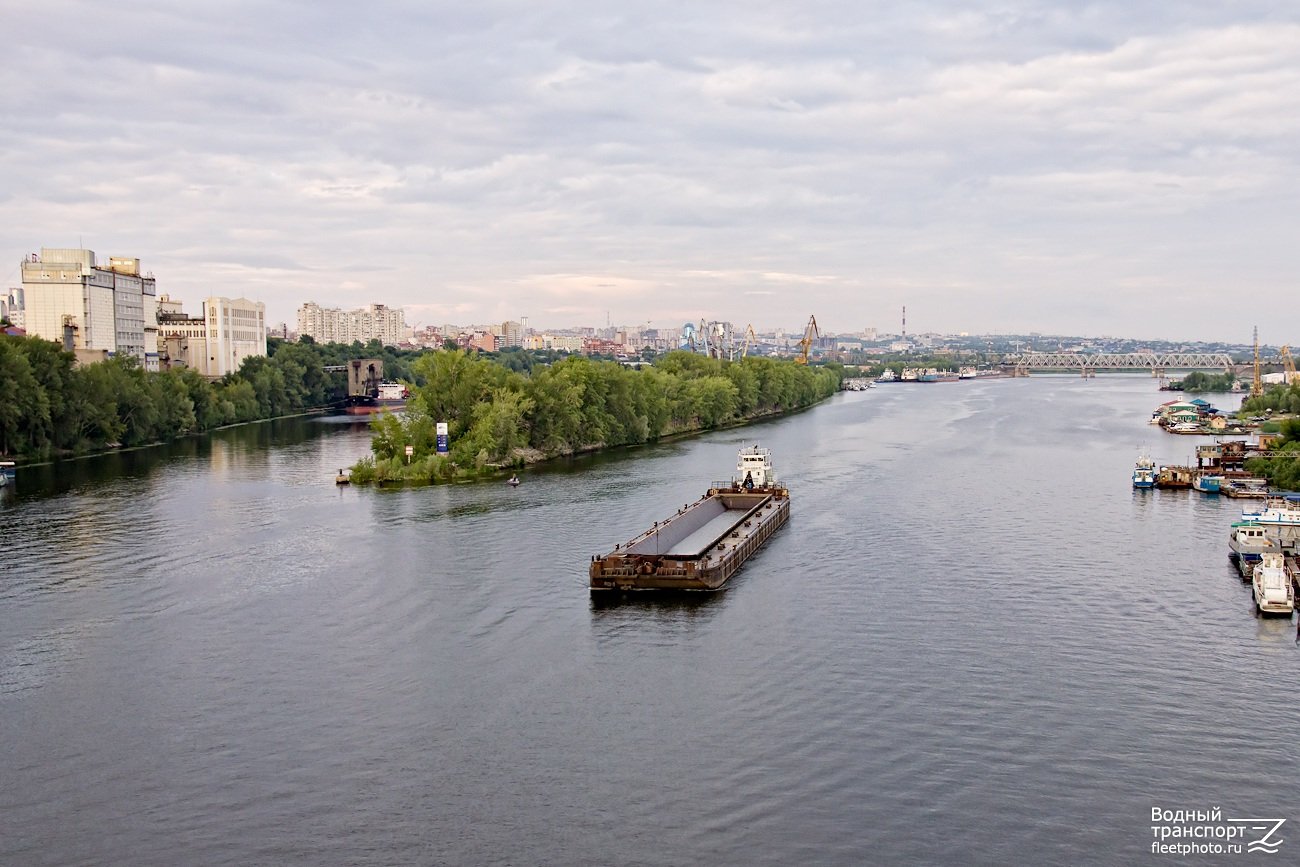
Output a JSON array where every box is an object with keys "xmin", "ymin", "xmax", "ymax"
[{"xmin": 590, "ymin": 445, "xmax": 790, "ymax": 592}]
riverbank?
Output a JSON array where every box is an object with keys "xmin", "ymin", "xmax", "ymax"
[{"xmin": 1, "ymin": 407, "xmax": 336, "ymax": 472}]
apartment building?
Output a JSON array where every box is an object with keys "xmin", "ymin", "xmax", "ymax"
[{"xmin": 297, "ymin": 302, "xmax": 406, "ymax": 346}]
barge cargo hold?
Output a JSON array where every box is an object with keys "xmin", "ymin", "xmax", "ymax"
[{"xmin": 590, "ymin": 446, "xmax": 790, "ymax": 592}]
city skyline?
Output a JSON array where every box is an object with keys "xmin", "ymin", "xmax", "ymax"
[{"xmin": 3, "ymin": 2, "xmax": 1299, "ymax": 342}]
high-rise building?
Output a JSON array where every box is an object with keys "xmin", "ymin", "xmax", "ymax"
[
  {"xmin": 20, "ymin": 248, "xmax": 158, "ymax": 369},
  {"xmin": 297, "ymin": 302, "xmax": 406, "ymax": 346},
  {"xmin": 500, "ymin": 320, "xmax": 522, "ymax": 348},
  {"xmin": 1, "ymin": 287, "xmax": 23, "ymax": 328}
]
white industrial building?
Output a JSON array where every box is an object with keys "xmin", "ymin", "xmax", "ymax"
[
  {"xmin": 157, "ymin": 295, "xmax": 268, "ymax": 378},
  {"xmin": 20, "ymin": 248, "xmax": 159, "ymax": 369},
  {"xmin": 297, "ymin": 302, "xmax": 406, "ymax": 346}
]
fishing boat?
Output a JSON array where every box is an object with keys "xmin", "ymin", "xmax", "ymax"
[
  {"xmin": 1251, "ymin": 553, "xmax": 1295, "ymax": 615},
  {"xmin": 1132, "ymin": 453, "xmax": 1156, "ymax": 489},
  {"xmin": 590, "ymin": 445, "xmax": 790, "ymax": 592}
]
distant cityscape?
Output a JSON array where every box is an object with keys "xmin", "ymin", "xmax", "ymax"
[{"xmin": 4, "ymin": 247, "xmax": 1290, "ymax": 375}]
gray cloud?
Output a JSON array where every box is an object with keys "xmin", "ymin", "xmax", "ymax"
[{"xmin": 2, "ymin": 1, "xmax": 1298, "ymax": 340}]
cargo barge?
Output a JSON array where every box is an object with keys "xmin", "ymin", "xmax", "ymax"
[{"xmin": 590, "ymin": 445, "xmax": 790, "ymax": 592}]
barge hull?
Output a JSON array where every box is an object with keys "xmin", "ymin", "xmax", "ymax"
[{"xmin": 590, "ymin": 487, "xmax": 790, "ymax": 592}]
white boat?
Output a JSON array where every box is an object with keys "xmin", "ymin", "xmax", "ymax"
[
  {"xmin": 959, "ymin": 367, "xmax": 977, "ymax": 380},
  {"xmin": 1240, "ymin": 496, "xmax": 1300, "ymax": 526},
  {"xmin": 1228, "ymin": 521, "xmax": 1280, "ymax": 576},
  {"xmin": 1132, "ymin": 452, "xmax": 1156, "ymax": 489},
  {"xmin": 0, "ymin": 461, "xmax": 13, "ymax": 488},
  {"xmin": 1251, "ymin": 553, "xmax": 1295, "ymax": 615},
  {"xmin": 874, "ymin": 369, "xmax": 897, "ymax": 383}
]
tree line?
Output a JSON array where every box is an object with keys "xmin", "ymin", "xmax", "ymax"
[
  {"xmin": 1241, "ymin": 381, "xmax": 1300, "ymax": 490},
  {"xmin": 352, "ymin": 350, "xmax": 842, "ymax": 482},
  {"xmin": 0, "ymin": 334, "xmax": 421, "ymax": 458}
]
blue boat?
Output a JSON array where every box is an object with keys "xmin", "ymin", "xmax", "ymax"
[
  {"xmin": 1192, "ymin": 474, "xmax": 1222, "ymax": 493},
  {"xmin": 1132, "ymin": 453, "xmax": 1156, "ymax": 488}
]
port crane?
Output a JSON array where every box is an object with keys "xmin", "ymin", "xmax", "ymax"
[
  {"xmin": 795, "ymin": 315, "xmax": 819, "ymax": 365},
  {"xmin": 1282, "ymin": 345, "xmax": 1297, "ymax": 385}
]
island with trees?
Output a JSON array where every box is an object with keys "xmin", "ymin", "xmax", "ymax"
[{"xmin": 350, "ymin": 350, "xmax": 842, "ymax": 483}]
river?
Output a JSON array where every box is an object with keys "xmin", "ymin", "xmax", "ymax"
[{"xmin": 2, "ymin": 376, "xmax": 1296, "ymax": 865}]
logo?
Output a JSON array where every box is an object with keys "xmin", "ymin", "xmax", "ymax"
[
  {"xmin": 1152, "ymin": 807, "xmax": 1286, "ymax": 856},
  {"xmin": 1229, "ymin": 818, "xmax": 1286, "ymax": 855}
]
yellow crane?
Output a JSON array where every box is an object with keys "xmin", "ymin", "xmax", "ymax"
[
  {"xmin": 741, "ymin": 324, "xmax": 757, "ymax": 358},
  {"xmin": 1282, "ymin": 345, "xmax": 1296, "ymax": 384},
  {"xmin": 796, "ymin": 315, "xmax": 819, "ymax": 365}
]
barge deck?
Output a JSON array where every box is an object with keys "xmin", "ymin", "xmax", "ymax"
[{"xmin": 590, "ymin": 445, "xmax": 790, "ymax": 592}]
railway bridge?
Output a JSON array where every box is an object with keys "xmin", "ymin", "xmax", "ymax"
[{"xmin": 1000, "ymin": 352, "xmax": 1236, "ymax": 376}]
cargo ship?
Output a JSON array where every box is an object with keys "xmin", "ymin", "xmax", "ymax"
[{"xmin": 589, "ymin": 445, "xmax": 790, "ymax": 592}]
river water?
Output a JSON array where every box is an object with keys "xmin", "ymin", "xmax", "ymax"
[{"xmin": 2, "ymin": 376, "xmax": 1296, "ymax": 865}]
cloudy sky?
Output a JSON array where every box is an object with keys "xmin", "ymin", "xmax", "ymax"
[{"xmin": 2, "ymin": 1, "xmax": 1298, "ymax": 341}]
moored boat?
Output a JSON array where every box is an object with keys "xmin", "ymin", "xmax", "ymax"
[
  {"xmin": 1228, "ymin": 521, "xmax": 1279, "ymax": 577},
  {"xmin": 1192, "ymin": 474, "xmax": 1222, "ymax": 493},
  {"xmin": 1132, "ymin": 452, "xmax": 1156, "ymax": 489},
  {"xmin": 589, "ymin": 445, "xmax": 790, "ymax": 592},
  {"xmin": 1221, "ymin": 478, "xmax": 1269, "ymax": 498},
  {"xmin": 1155, "ymin": 465, "xmax": 1195, "ymax": 488},
  {"xmin": 1251, "ymin": 553, "xmax": 1295, "ymax": 615},
  {"xmin": 1240, "ymin": 495, "xmax": 1300, "ymax": 526}
]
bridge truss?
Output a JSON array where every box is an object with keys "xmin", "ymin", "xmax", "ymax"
[{"xmin": 1002, "ymin": 352, "xmax": 1234, "ymax": 372}]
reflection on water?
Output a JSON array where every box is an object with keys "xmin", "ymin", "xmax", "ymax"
[{"xmin": 589, "ymin": 589, "xmax": 727, "ymax": 616}]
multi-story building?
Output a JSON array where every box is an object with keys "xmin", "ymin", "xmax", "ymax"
[
  {"xmin": 157, "ymin": 295, "xmax": 267, "ymax": 377},
  {"xmin": 20, "ymin": 248, "xmax": 158, "ymax": 369},
  {"xmin": 1, "ymin": 288, "xmax": 23, "ymax": 328},
  {"xmin": 500, "ymin": 320, "xmax": 523, "ymax": 348},
  {"xmin": 297, "ymin": 302, "xmax": 406, "ymax": 346}
]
